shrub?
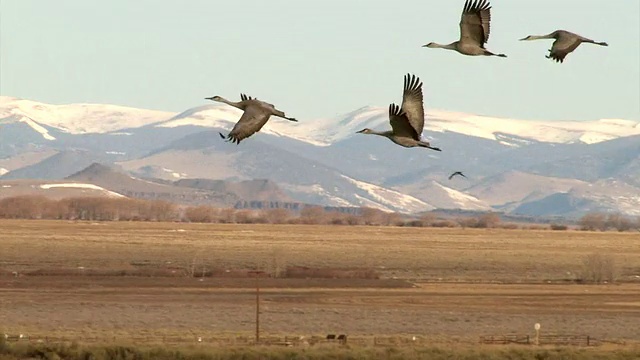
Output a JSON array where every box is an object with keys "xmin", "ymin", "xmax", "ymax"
[
  {"xmin": 579, "ymin": 253, "xmax": 617, "ymax": 284},
  {"xmin": 550, "ymin": 223, "xmax": 568, "ymax": 231},
  {"xmin": 431, "ymin": 220, "xmax": 457, "ymax": 228},
  {"xmin": 476, "ymin": 212, "xmax": 501, "ymax": 228},
  {"xmin": 456, "ymin": 217, "xmax": 478, "ymax": 229},
  {"xmin": 284, "ymin": 266, "xmax": 379, "ymax": 279}
]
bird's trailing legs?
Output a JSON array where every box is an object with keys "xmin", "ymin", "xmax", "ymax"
[
  {"xmin": 485, "ymin": 50, "xmax": 507, "ymax": 58},
  {"xmin": 418, "ymin": 141, "xmax": 442, "ymax": 152},
  {"xmin": 273, "ymin": 109, "xmax": 298, "ymax": 122}
]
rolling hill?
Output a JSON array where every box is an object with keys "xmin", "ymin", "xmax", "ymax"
[{"xmin": 2, "ymin": 95, "xmax": 639, "ymax": 217}]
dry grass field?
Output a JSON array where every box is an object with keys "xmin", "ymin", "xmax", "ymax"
[{"xmin": 1, "ymin": 220, "xmax": 640, "ymax": 350}]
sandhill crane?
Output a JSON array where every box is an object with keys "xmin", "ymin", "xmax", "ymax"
[
  {"xmin": 357, "ymin": 74, "xmax": 441, "ymax": 152},
  {"xmin": 205, "ymin": 93, "xmax": 297, "ymax": 144},
  {"xmin": 448, "ymin": 171, "xmax": 467, "ymax": 180},
  {"xmin": 519, "ymin": 30, "xmax": 608, "ymax": 63},
  {"xmin": 423, "ymin": 0, "xmax": 506, "ymax": 58}
]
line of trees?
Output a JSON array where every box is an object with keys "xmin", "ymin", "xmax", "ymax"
[
  {"xmin": 0, "ymin": 195, "xmax": 638, "ymax": 231},
  {"xmin": 0, "ymin": 196, "xmax": 176, "ymax": 222},
  {"xmin": 578, "ymin": 212, "xmax": 640, "ymax": 232},
  {"xmin": 0, "ymin": 195, "xmax": 509, "ymax": 228}
]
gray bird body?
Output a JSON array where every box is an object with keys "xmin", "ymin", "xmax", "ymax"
[
  {"xmin": 357, "ymin": 74, "xmax": 441, "ymax": 152},
  {"xmin": 423, "ymin": 0, "xmax": 507, "ymax": 58},
  {"xmin": 205, "ymin": 93, "xmax": 297, "ymax": 144},
  {"xmin": 520, "ymin": 30, "xmax": 608, "ymax": 63}
]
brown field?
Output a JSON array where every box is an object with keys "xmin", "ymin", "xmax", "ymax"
[{"xmin": 1, "ymin": 220, "xmax": 640, "ymax": 347}]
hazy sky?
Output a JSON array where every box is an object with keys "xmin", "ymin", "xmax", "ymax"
[{"xmin": 1, "ymin": 0, "xmax": 639, "ymax": 121}]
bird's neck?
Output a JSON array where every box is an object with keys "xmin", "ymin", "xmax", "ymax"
[
  {"xmin": 435, "ymin": 42, "xmax": 458, "ymax": 50},
  {"xmin": 528, "ymin": 34, "xmax": 555, "ymax": 41},
  {"xmin": 217, "ymin": 97, "xmax": 243, "ymax": 110},
  {"xmin": 371, "ymin": 130, "xmax": 393, "ymax": 137}
]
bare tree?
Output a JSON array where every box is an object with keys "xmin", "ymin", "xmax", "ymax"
[
  {"xmin": 606, "ymin": 213, "xmax": 634, "ymax": 232},
  {"xmin": 360, "ymin": 207, "xmax": 386, "ymax": 225},
  {"xmin": 476, "ymin": 212, "xmax": 501, "ymax": 228},
  {"xmin": 419, "ymin": 213, "xmax": 436, "ymax": 227},
  {"xmin": 579, "ymin": 212, "xmax": 607, "ymax": 231},
  {"xmin": 580, "ymin": 253, "xmax": 617, "ymax": 283},
  {"xmin": 185, "ymin": 206, "xmax": 217, "ymax": 223},
  {"xmin": 264, "ymin": 208, "xmax": 291, "ymax": 224},
  {"xmin": 300, "ymin": 206, "xmax": 326, "ymax": 225}
]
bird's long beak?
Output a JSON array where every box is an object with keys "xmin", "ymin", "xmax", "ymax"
[
  {"xmin": 205, "ymin": 96, "xmax": 215, "ymax": 100},
  {"xmin": 356, "ymin": 129, "xmax": 365, "ymax": 134},
  {"xmin": 518, "ymin": 37, "xmax": 528, "ymax": 41}
]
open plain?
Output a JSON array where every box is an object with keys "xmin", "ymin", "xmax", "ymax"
[{"xmin": 1, "ymin": 220, "xmax": 640, "ymax": 346}]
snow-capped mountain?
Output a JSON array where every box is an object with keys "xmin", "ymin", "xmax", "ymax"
[
  {"xmin": 255, "ymin": 106, "xmax": 640, "ymax": 147},
  {"xmin": 0, "ymin": 96, "xmax": 172, "ymax": 135},
  {"xmin": 1, "ymin": 95, "xmax": 639, "ymax": 217},
  {"xmin": 2, "ymin": 96, "xmax": 639, "ymax": 145}
]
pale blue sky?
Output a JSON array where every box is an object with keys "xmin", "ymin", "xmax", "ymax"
[{"xmin": 1, "ymin": 0, "xmax": 639, "ymax": 121}]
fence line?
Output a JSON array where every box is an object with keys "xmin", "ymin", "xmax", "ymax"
[
  {"xmin": 480, "ymin": 334, "xmax": 600, "ymax": 347},
  {"xmin": 3, "ymin": 333, "xmax": 611, "ymax": 348}
]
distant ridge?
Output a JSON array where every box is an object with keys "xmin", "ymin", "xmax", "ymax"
[{"xmin": 2, "ymin": 96, "xmax": 639, "ymax": 217}]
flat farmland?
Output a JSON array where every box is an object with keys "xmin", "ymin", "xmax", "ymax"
[{"xmin": 1, "ymin": 220, "xmax": 640, "ymax": 344}]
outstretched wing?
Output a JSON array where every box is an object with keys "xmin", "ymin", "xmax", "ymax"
[
  {"xmin": 548, "ymin": 35, "xmax": 581, "ymax": 63},
  {"xmin": 400, "ymin": 74, "xmax": 425, "ymax": 137},
  {"xmin": 240, "ymin": 93, "xmax": 254, "ymax": 101},
  {"xmin": 225, "ymin": 105, "xmax": 271, "ymax": 144},
  {"xmin": 459, "ymin": 0, "xmax": 492, "ymax": 47},
  {"xmin": 388, "ymin": 103, "xmax": 420, "ymax": 141}
]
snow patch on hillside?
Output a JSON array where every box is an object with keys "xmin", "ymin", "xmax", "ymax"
[
  {"xmin": 433, "ymin": 182, "xmax": 487, "ymax": 210},
  {"xmin": 39, "ymin": 183, "xmax": 125, "ymax": 198},
  {"xmin": 342, "ymin": 175, "xmax": 434, "ymax": 213}
]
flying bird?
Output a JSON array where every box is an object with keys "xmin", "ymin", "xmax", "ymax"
[
  {"xmin": 448, "ymin": 171, "xmax": 467, "ymax": 180},
  {"xmin": 423, "ymin": 0, "xmax": 506, "ymax": 58},
  {"xmin": 519, "ymin": 30, "xmax": 608, "ymax": 63},
  {"xmin": 357, "ymin": 74, "xmax": 441, "ymax": 152},
  {"xmin": 205, "ymin": 93, "xmax": 297, "ymax": 144}
]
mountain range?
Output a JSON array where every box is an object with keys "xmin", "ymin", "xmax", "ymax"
[{"xmin": 1, "ymin": 95, "xmax": 639, "ymax": 218}]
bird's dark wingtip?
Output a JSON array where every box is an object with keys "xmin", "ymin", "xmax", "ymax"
[{"xmin": 218, "ymin": 132, "xmax": 226, "ymax": 139}]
